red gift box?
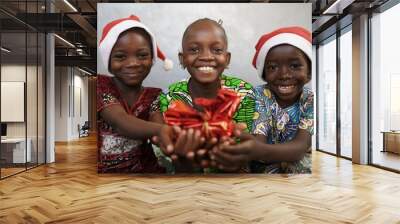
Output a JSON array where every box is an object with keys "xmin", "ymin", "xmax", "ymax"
[{"xmin": 164, "ymin": 89, "xmax": 240, "ymax": 138}]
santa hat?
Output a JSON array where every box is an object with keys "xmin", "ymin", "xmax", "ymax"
[
  {"xmin": 99, "ymin": 15, "xmax": 173, "ymax": 74},
  {"xmin": 252, "ymin": 26, "xmax": 312, "ymax": 80}
]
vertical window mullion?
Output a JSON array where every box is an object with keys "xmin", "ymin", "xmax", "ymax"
[
  {"xmin": 336, "ymin": 29, "xmax": 341, "ymax": 157},
  {"xmin": 367, "ymin": 11, "xmax": 373, "ymax": 165},
  {"xmin": 36, "ymin": 0, "xmax": 39, "ymax": 167},
  {"xmin": 316, "ymin": 45, "xmax": 320, "ymax": 151},
  {"xmin": 25, "ymin": 0, "xmax": 28, "ymax": 171}
]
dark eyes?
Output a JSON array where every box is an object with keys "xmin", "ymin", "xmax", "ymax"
[
  {"xmin": 112, "ymin": 53, "xmax": 126, "ymax": 60},
  {"xmin": 188, "ymin": 47, "xmax": 199, "ymax": 54},
  {"xmin": 265, "ymin": 62, "xmax": 304, "ymax": 72},
  {"xmin": 266, "ymin": 64, "xmax": 278, "ymax": 72},
  {"xmin": 137, "ymin": 52, "xmax": 151, "ymax": 59},
  {"xmin": 111, "ymin": 51, "xmax": 151, "ymax": 61},
  {"xmin": 185, "ymin": 46, "xmax": 225, "ymax": 54},
  {"xmin": 212, "ymin": 48, "xmax": 224, "ymax": 54},
  {"xmin": 289, "ymin": 63, "xmax": 303, "ymax": 70}
]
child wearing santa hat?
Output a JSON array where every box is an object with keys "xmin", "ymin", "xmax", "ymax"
[
  {"xmin": 151, "ymin": 18, "xmax": 256, "ymax": 173},
  {"xmin": 212, "ymin": 26, "xmax": 313, "ymax": 174},
  {"xmin": 97, "ymin": 15, "xmax": 175, "ymax": 173}
]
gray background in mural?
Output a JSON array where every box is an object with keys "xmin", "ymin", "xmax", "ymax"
[{"xmin": 97, "ymin": 3, "xmax": 311, "ymax": 88}]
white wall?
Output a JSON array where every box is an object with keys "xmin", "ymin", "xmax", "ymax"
[
  {"xmin": 55, "ymin": 66, "xmax": 69, "ymax": 141},
  {"xmin": 54, "ymin": 67, "xmax": 89, "ymax": 141},
  {"xmin": 72, "ymin": 73, "xmax": 89, "ymax": 138},
  {"xmin": 1, "ymin": 65, "xmax": 26, "ymax": 139},
  {"xmin": 75, "ymin": 74, "xmax": 89, "ymax": 122},
  {"xmin": 1, "ymin": 65, "xmax": 41, "ymax": 137}
]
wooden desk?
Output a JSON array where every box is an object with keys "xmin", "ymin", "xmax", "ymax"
[
  {"xmin": 382, "ymin": 131, "xmax": 400, "ymax": 154},
  {"xmin": 1, "ymin": 138, "xmax": 31, "ymax": 163}
]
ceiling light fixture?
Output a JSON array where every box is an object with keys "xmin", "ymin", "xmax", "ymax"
[
  {"xmin": 63, "ymin": 0, "xmax": 78, "ymax": 12},
  {"xmin": 1, "ymin": 47, "xmax": 11, "ymax": 53},
  {"xmin": 323, "ymin": 0, "xmax": 355, "ymax": 15},
  {"xmin": 76, "ymin": 48, "xmax": 86, "ymax": 55},
  {"xmin": 78, "ymin": 67, "xmax": 93, "ymax": 76},
  {"xmin": 54, "ymin": 34, "xmax": 75, "ymax": 48}
]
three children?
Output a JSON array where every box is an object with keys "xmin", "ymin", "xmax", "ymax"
[{"xmin": 98, "ymin": 15, "xmax": 314, "ymax": 174}]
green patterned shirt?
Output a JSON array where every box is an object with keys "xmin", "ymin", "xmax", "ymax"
[{"xmin": 155, "ymin": 74, "xmax": 256, "ymax": 173}]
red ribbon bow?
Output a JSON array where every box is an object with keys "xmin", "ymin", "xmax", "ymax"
[{"xmin": 164, "ymin": 89, "xmax": 241, "ymax": 138}]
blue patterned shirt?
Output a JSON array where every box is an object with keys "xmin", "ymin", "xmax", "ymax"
[{"xmin": 251, "ymin": 85, "xmax": 314, "ymax": 173}]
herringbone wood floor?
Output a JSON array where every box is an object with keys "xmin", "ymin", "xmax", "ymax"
[{"xmin": 1, "ymin": 135, "xmax": 400, "ymax": 224}]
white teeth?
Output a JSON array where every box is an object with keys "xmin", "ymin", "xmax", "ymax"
[
  {"xmin": 198, "ymin": 66, "xmax": 214, "ymax": 72},
  {"xmin": 279, "ymin": 85, "xmax": 295, "ymax": 90},
  {"xmin": 278, "ymin": 85, "xmax": 296, "ymax": 93}
]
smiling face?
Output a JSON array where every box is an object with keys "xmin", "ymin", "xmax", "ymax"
[
  {"xmin": 263, "ymin": 44, "xmax": 310, "ymax": 108},
  {"xmin": 109, "ymin": 28, "xmax": 153, "ymax": 87},
  {"xmin": 179, "ymin": 20, "xmax": 230, "ymax": 85}
]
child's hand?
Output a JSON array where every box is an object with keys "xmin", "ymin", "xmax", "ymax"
[
  {"xmin": 169, "ymin": 128, "xmax": 210, "ymax": 172},
  {"xmin": 211, "ymin": 125, "xmax": 257, "ymax": 171},
  {"xmin": 152, "ymin": 125, "xmax": 181, "ymax": 156},
  {"xmin": 194, "ymin": 137, "xmax": 218, "ymax": 168},
  {"xmin": 154, "ymin": 126, "xmax": 212, "ymax": 168},
  {"xmin": 172, "ymin": 128, "xmax": 204, "ymax": 161}
]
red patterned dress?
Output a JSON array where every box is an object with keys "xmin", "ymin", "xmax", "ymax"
[{"xmin": 97, "ymin": 75, "xmax": 165, "ymax": 173}]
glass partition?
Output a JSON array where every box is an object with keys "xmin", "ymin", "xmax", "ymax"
[
  {"xmin": 0, "ymin": 0, "xmax": 46, "ymax": 179},
  {"xmin": 317, "ymin": 36, "xmax": 337, "ymax": 155},
  {"xmin": 370, "ymin": 3, "xmax": 400, "ymax": 171},
  {"xmin": 0, "ymin": 30, "xmax": 28, "ymax": 177}
]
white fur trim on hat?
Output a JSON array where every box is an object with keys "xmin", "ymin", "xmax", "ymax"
[
  {"xmin": 163, "ymin": 58, "xmax": 173, "ymax": 71},
  {"xmin": 99, "ymin": 20, "xmax": 157, "ymax": 75},
  {"xmin": 255, "ymin": 33, "xmax": 312, "ymax": 80}
]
